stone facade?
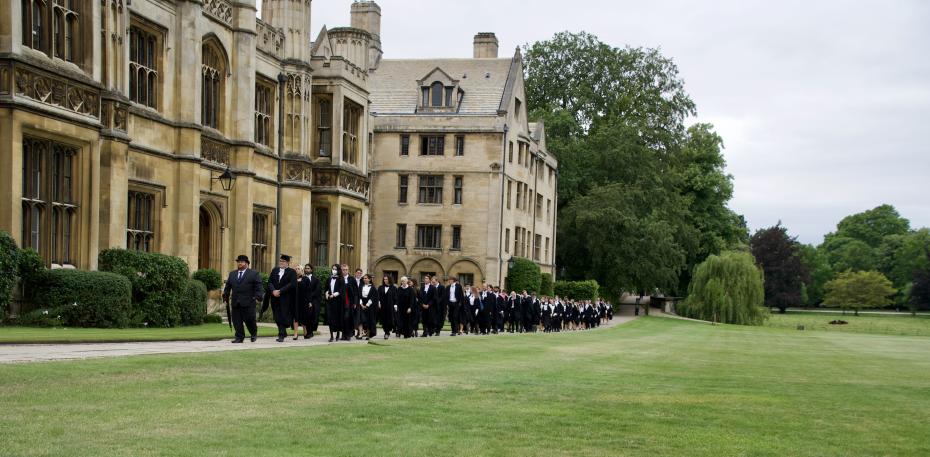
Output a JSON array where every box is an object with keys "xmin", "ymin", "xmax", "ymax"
[
  {"xmin": 0, "ymin": 0, "xmax": 557, "ymax": 286},
  {"xmin": 0, "ymin": 0, "xmax": 377, "ymax": 273},
  {"xmin": 367, "ymin": 35, "xmax": 558, "ymax": 287}
]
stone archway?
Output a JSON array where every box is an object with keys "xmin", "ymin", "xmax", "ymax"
[{"xmin": 198, "ymin": 201, "xmax": 223, "ymax": 271}]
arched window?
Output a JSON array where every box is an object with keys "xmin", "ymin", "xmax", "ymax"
[
  {"xmin": 202, "ymin": 40, "xmax": 226, "ymax": 130},
  {"xmin": 23, "ymin": 0, "xmax": 80, "ymax": 62},
  {"xmin": 430, "ymin": 81, "xmax": 444, "ymax": 107}
]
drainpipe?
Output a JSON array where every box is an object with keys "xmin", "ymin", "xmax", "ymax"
[
  {"xmin": 275, "ymin": 72, "xmax": 286, "ymax": 257},
  {"xmin": 497, "ymin": 124, "xmax": 509, "ymax": 286}
]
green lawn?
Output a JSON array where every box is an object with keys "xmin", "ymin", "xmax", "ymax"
[
  {"xmin": 765, "ymin": 311, "xmax": 930, "ymax": 337},
  {"xmin": 0, "ymin": 323, "xmax": 278, "ymax": 344},
  {"xmin": 1, "ymin": 317, "xmax": 929, "ymax": 456}
]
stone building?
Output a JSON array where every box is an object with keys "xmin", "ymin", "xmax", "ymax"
[
  {"xmin": 0, "ymin": 0, "xmax": 380, "ymax": 273},
  {"xmin": 367, "ymin": 33, "xmax": 558, "ymax": 287}
]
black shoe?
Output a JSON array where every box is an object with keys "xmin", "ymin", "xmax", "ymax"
[
  {"xmin": 293, "ymin": 336, "xmax": 299, "ymax": 340},
  {"xmin": 384, "ymin": 334, "xmax": 389, "ymax": 340},
  {"xmin": 231, "ymin": 339, "xmax": 244, "ymax": 343},
  {"xmin": 250, "ymin": 336, "xmax": 257, "ymax": 342},
  {"xmin": 328, "ymin": 336, "xmax": 334, "ymax": 342},
  {"xmin": 303, "ymin": 335, "xmax": 311, "ymax": 339},
  {"xmin": 276, "ymin": 337, "xmax": 284, "ymax": 342}
]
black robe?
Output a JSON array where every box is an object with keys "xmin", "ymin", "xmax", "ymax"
[{"xmin": 378, "ymin": 284, "xmax": 396, "ymax": 333}]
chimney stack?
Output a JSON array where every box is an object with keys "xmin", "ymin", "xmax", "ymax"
[
  {"xmin": 473, "ymin": 32, "xmax": 499, "ymax": 58},
  {"xmin": 351, "ymin": 1, "xmax": 383, "ymax": 70}
]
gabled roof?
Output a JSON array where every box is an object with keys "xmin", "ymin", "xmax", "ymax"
[
  {"xmin": 370, "ymin": 57, "xmax": 515, "ymax": 115},
  {"xmin": 311, "ymin": 26, "xmax": 332, "ymax": 58}
]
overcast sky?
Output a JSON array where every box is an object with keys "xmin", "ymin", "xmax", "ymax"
[{"xmin": 307, "ymin": 0, "xmax": 930, "ymax": 245}]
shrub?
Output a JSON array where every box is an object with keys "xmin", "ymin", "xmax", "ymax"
[
  {"xmin": 314, "ymin": 266, "xmax": 333, "ymax": 284},
  {"xmin": 554, "ymin": 280, "xmax": 600, "ymax": 300},
  {"xmin": 680, "ymin": 251, "xmax": 767, "ymax": 325},
  {"xmin": 32, "ymin": 269, "xmax": 133, "ymax": 328},
  {"xmin": 17, "ymin": 248, "xmax": 45, "ymax": 306},
  {"xmin": 203, "ymin": 313, "xmax": 223, "ymax": 324},
  {"xmin": 192, "ymin": 268, "xmax": 223, "ymax": 291},
  {"xmin": 99, "ymin": 249, "xmax": 190, "ymax": 326},
  {"xmin": 506, "ymin": 258, "xmax": 541, "ymax": 293},
  {"xmin": 181, "ymin": 279, "xmax": 208, "ymax": 325},
  {"xmin": 540, "ymin": 273, "xmax": 554, "ymax": 296},
  {"xmin": 0, "ymin": 231, "xmax": 20, "ymax": 316},
  {"xmin": 823, "ymin": 270, "xmax": 896, "ymax": 316}
]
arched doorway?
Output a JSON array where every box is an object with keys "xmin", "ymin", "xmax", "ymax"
[{"xmin": 198, "ymin": 207, "xmax": 211, "ymax": 270}]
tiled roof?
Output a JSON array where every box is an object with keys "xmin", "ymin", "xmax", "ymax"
[{"xmin": 369, "ymin": 58, "xmax": 514, "ymax": 115}]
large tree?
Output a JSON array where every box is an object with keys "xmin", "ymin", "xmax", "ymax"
[
  {"xmin": 798, "ymin": 244, "xmax": 834, "ymax": 306},
  {"xmin": 909, "ymin": 249, "xmax": 930, "ymax": 314},
  {"xmin": 680, "ymin": 251, "xmax": 766, "ymax": 325},
  {"xmin": 823, "ymin": 270, "xmax": 896, "ymax": 316},
  {"xmin": 524, "ymin": 32, "xmax": 745, "ymax": 297},
  {"xmin": 749, "ymin": 224, "xmax": 809, "ymax": 313},
  {"xmin": 831, "ymin": 204, "xmax": 910, "ymax": 248}
]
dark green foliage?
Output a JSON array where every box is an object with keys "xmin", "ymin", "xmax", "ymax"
[
  {"xmin": 523, "ymin": 33, "xmax": 746, "ymax": 299},
  {"xmin": 181, "ymin": 280, "xmax": 208, "ymax": 326},
  {"xmin": 909, "ymin": 249, "xmax": 930, "ymax": 313},
  {"xmin": 32, "ymin": 269, "xmax": 133, "ymax": 328},
  {"xmin": 506, "ymin": 258, "xmax": 541, "ymax": 293},
  {"xmin": 202, "ymin": 313, "xmax": 223, "ymax": 324},
  {"xmin": 832, "ymin": 204, "xmax": 910, "ymax": 248},
  {"xmin": 16, "ymin": 248, "xmax": 45, "ymax": 305},
  {"xmin": 799, "ymin": 244, "xmax": 833, "ymax": 306},
  {"xmin": 540, "ymin": 273, "xmax": 554, "ymax": 296},
  {"xmin": 750, "ymin": 224, "xmax": 809, "ymax": 313},
  {"xmin": 680, "ymin": 251, "xmax": 766, "ymax": 325},
  {"xmin": 192, "ymin": 268, "xmax": 222, "ymax": 291},
  {"xmin": 314, "ymin": 266, "xmax": 332, "ymax": 284},
  {"xmin": 98, "ymin": 249, "xmax": 190, "ymax": 326},
  {"xmin": 553, "ymin": 280, "xmax": 600, "ymax": 300},
  {"xmin": 0, "ymin": 230, "xmax": 20, "ymax": 316},
  {"xmin": 821, "ymin": 236, "xmax": 876, "ymax": 272}
]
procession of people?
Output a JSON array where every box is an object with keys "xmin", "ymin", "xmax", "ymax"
[{"xmin": 224, "ymin": 254, "xmax": 613, "ymax": 343}]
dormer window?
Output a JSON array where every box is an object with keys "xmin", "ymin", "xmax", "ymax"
[{"xmin": 417, "ymin": 68, "xmax": 463, "ymax": 112}]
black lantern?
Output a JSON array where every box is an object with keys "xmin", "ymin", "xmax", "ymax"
[
  {"xmin": 212, "ymin": 167, "xmax": 235, "ymax": 191},
  {"xmin": 507, "ymin": 256, "xmax": 516, "ymax": 271}
]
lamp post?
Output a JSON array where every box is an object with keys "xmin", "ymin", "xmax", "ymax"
[
  {"xmin": 211, "ymin": 167, "xmax": 236, "ymax": 191},
  {"xmin": 507, "ymin": 256, "xmax": 515, "ymax": 271}
]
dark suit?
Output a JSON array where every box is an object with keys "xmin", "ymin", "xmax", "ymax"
[
  {"xmin": 395, "ymin": 286, "xmax": 415, "ymax": 338},
  {"xmin": 444, "ymin": 283, "xmax": 465, "ymax": 334},
  {"xmin": 296, "ymin": 274, "xmax": 322, "ymax": 333},
  {"xmin": 433, "ymin": 284, "xmax": 446, "ymax": 335},
  {"xmin": 267, "ymin": 267, "xmax": 297, "ymax": 338},
  {"xmin": 420, "ymin": 283, "xmax": 436, "ymax": 335},
  {"xmin": 377, "ymin": 284, "xmax": 396, "ymax": 335},
  {"xmin": 359, "ymin": 284, "xmax": 379, "ymax": 337},
  {"xmin": 222, "ymin": 268, "xmax": 263, "ymax": 340},
  {"xmin": 343, "ymin": 276, "xmax": 360, "ymax": 338},
  {"xmin": 325, "ymin": 276, "xmax": 346, "ymax": 334}
]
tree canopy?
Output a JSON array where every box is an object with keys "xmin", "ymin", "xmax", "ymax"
[
  {"xmin": 750, "ymin": 224, "xmax": 809, "ymax": 313},
  {"xmin": 680, "ymin": 251, "xmax": 766, "ymax": 325},
  {"xmin": 823, "ymin": 270, "xmax": 896, "ymax": 316},
  {"xmin": 524, "ymin": 31, "xmax": 746, "ymax": 298}
]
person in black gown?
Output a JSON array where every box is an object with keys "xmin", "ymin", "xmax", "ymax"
[
  {"xmin": 324, "ymin": 264, "xmax": 344, "ymax": 342},
  {"xmin": 295, "ymin": 263, "xmax": 322, "ymax": 339},
  {"xmin": 395, "ymin": 276, "xmax": 415, "ymax": 338},
  {"xmin": 358, "ymin": 274, "xmax": 379, "ymax": 340},
  {"xmin": 377, "ymin": 275, "xmax": 396, "ymax": 340},
  {"xmin": 264, "ymin": 254, "xmax": 297, "ymax": 342}
]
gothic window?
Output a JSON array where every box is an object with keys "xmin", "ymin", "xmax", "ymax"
[
  {"xmin": 252, "ymin": 211, "xmax": 271, "ymax": 273},
  {"xmin": 127, "ymin": 189, "xmax": 157, "ymax": 252},
  {"xmin": 313, "ymin": 207, "xmax": 329, "ymax": 267},
  {"xmin": 23, "ymin": 0, "xmax": 83, "ymax": 63},
  {"xmin": 398, "ymin": 174, "xmax": 408, "ymax": 203},
  {"xmin": 315, "ymin": 96, "xmax": 332, "ymax": 157},
  {"xmin": 254, "ymin": 78, "xmax": 274, "ymax": 146},
  {"xmin": 129, "ymin": 24, "xmax": 160, "ymax": 108},
  {"xmin": 395, "ymin": 224, "xmax": 406, "ymax": 248},
  {"xmin": 451, "ymin": 225, "xmax": 461, "ymax": 250},
  {"xmin": 453, "ymin": 176, "xmax": 463, "ymax": 205},
  {"xmin": 202, "ymin": 40, "xmax": 226, "ymax": 130},
  {"xmin": 21, "ymin": 137, "xmax": 79, "ymax": 266},
  {"xmin": 342, "ymin": 100, "xmax": 362, "ymax": 165},
  {"xmin": 340, "ymin": 209, "xmax": 359, "ymax": 267}
]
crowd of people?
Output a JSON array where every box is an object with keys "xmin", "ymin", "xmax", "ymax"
[{"xmin": 223, "ymin": 254, "xmax": 613, "ymax": 343}]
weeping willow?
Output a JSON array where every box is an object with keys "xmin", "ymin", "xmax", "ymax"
[{"xmin": 681, "ymin": 251, "xmax": 767, "ymax": 325}]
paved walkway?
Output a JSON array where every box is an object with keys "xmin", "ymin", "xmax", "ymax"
[{"xmin": 0, "ymin": 313, "xmax": 638, "ymax": 364}]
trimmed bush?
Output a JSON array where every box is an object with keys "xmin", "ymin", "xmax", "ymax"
[
  {"xmin": 32, "ymin": 269, "xmax": 133, "ymax": 328},
  {"xmin": 203, "ymin": 313, "xmax": 223, "ymax": 324},
  {"xmin": 192, "ymin": 268, "xmax": 223, "ymax": 291},
  {"xmin": 17, "ymin": 248, "xmax": 45, "ymax": 306},
  {"xmin": 540, "ymin": 273, "xmax": 554, "ymax": 296},
  {"xmin": 506, "ymin": 258, "xmax": 541, "ymax": 294},
  {"xmin": 314, "ymin": 266, "xmax": 333, "ymax": 284},
  {"xmin": 181, "ymin": 279, "xmax": 208, "ymax": 325},
  {"xmin": 554, "ymin": 280, "xmax": 600, "ymax": 300},
  {"xmin": 99, "ymin": 249, "xmax": 190, "ymax": 326},
  {"xmin": 0, "ymin": 231, "xmax": 20, "ymax": 316}
]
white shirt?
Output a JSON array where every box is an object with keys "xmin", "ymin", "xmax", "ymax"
[
  {"xmin": 278, "ymin": 268, "xmax": 284, "ymax": 280},
  {"xmin": 362, "ymin": 284, "xmax": 372, "ymax": 298},
  {"xmin": 449, "ymin": 284, "xmax": 457, "ymax": 302}
]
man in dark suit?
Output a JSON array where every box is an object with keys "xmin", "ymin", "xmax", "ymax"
[
  {"xmin": 296, "ymin": 263, "xmax": 322, "ymax": 339},
  {"xmin": 325, "ymin": 264, "xmax": 346, "ymax": 342},
  {"xmin": 222, "ymin": 255, "xmax": 264, "ymax": 343},
  {"xmin": 265, "ymin": 254, "xmax": 297, "ymax": 342},
  {"xmin": 432, "ymin": 276, "xmax": 446, "ymax": 336},
  {"xmin": 444, "ymin": 276, "xmax": 465, "ymax": 336}
]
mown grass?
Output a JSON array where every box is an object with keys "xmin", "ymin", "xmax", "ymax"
[
  {"xmin": 1, "ymin": 317, "xmax": 929, "ymax": 456},
  {"xmin": 0, "ymin": 323, "xmax": 278, "ymax": 344},
  {"xmin": 765, "ymin": 311, "xmax": 930, "ymax": 336}
]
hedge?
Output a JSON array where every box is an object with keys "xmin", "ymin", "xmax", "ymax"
[
  {"xmin": 554, "ymin": 280, "xmax": 600, "ymax": 300},
  {"xmin": 192, "ymin": 268, "xmax": 222, "ymax": 291},
  {"xmin": 181, "ymin": 279, "xmax": 208, "ymax": 325},
  {"xmin": 33, "ymin": 269, "xmax": 133, "ymax": 328},
  {"xmin": 0, "ymin": 231, "xmax": 20, "ymax": 316},
  {"xmin": 540, "ymin": 273, "xmax": 554, "ymax": 296},
  {"xmin": 17, "ymin": 248, "xmax": 45, "ymax": 305},
  {"xmin": 506, "ymin": 257, "xmax": 541, "ymax": 294},
  {"xmin": 99, "ymin": 249, "xmax": 190, "ymax": 326}
]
